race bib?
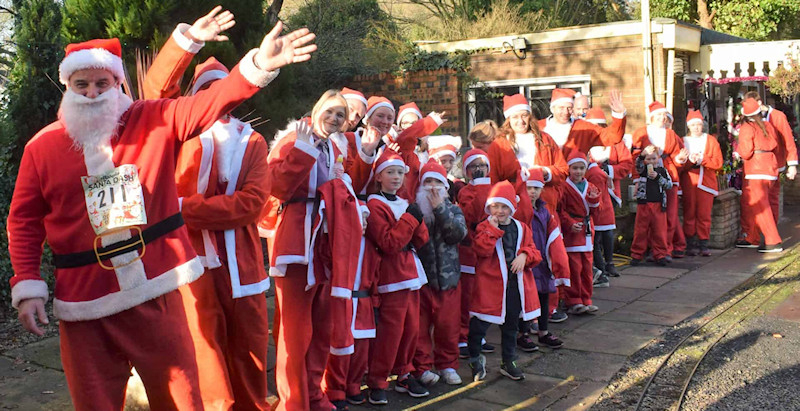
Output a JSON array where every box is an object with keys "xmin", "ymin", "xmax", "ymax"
[{"xmin": 82, "ymin": 164, "xmax": 147, "ymax": 234}]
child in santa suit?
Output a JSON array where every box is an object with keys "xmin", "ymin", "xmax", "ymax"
[
  {"xmin": 456, "ymin": 148, "xmax": 495, "ymax": 358},
  {"xmin": 631, "ymin": 146, "xmax": 673, "ymax": 265},
  {"xmin": 680, "ymin": 110, "xmax": 722, "ymax": 257},
  {"xmin": 468, "ymin": 181, "xmax": 542, "ymax": 382},
  {"xmin": 584, "ymin": 151, "xmax": 615, "ymax": 289},
  {"xmin": 558, "ymin": 152, "xmax": 602, "ymax": 315},
  {"xmin": 735, "ymin": 98, "xmax": 784, "ymax": 252},
  {"xmin": 427, "ymin": 134, "xmax": 467, "ymax": 201},
  {"xmin": 412, "ymin": 160, "xmax": 468, "ymax": 387},
  {"xmin": 365, "ymin": 150, "xmax": 431, "ymax": 404},
  {"xmin": 522, "ymin": 169, "xmax": 569, "ymax": 349}
]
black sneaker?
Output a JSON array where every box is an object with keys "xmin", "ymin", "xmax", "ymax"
[
  {"xmin": 656, "ymin": 258, "xmax": 668, "ymax": 266},
  {"xmin": 736, "ymin": 239, "xmax": 758, "ymax": 248},
  {"xmin": 516, "ymin": 333, "xmax": 540, "ymax": 352},
  {"xmin": 459, "ymin": 345, "xmax": 470, "ymax": 359},
  {"xmin": 470, "ymin": 355, "xmax": 487, "ymax": 381},
  {"xmin": 332, "ymin": 400, "xmax": 349, "ymax": 411},
  {"xmin": 500, "ymin": 361, "xmax": 525, "ymax": 381},
  {"xmin": 538, "ymin": 332, "xmax": 564, "ymax": 349},
  {"xmin": 672, "ymin": 249, "xmax": 685, "ymax": 258},
  {"xmin": 395, "ymin": 376, "xmax": 429, "ymax": 398},
  {"xmin": 593, "ymin": 273, "xmax": 610, "ymax": 288},
  {"xmin": 605, "ymin": 263, "xmax": 620, "ymax": 277},
  {"xmin": 759, "ymin": 244, "xmax": 783, "ymax": 253},
  {"xmin": 481, "ymin": 342, "xmax": 496, "ymax": 353},
  {"xmin": 592, "ymin": 267, "xmax": 603, "ymax": 284},
  {"xmin": 630, "ymin": 258, "xmax": 641, "ymax": 266},
  {"xmin": 368, "ymin": 389, "xmax": 387, "ymax": 405},
  {"xmin": 549, "ymin": 310, "xmax": 568, "ymax": 323},
  {"xmin": 346, "ymin": 393, "xmax": 366, "ymax": 405}
]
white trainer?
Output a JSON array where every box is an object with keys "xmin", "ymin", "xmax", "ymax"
[
  {"xmin": 440, "ymin": 368, "xmax": 462, "ymax": 385},
  {"xmin": 418, "ymin": 370, "xmax": 440, "ymax": 387}
]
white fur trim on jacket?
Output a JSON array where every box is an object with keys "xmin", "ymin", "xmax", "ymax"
[
  {"xmin": 11, "ymin": 280, "xmax": 49, "ymax": 309},
  {"xmin": 173, "ymin": 23, "xmax": 204, "ymax": 54},
  {"xmin": 239, "ymin": 49, "xmax": 279, "ymax": 88},
  {"xmin": 59, "ymin": 48, "xmax": 125, "ymax": 85}
]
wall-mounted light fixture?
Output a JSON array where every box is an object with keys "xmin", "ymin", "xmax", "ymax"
[{"xmin": 502, "ymin": 37, "xmax": 528, "ymax": 60}]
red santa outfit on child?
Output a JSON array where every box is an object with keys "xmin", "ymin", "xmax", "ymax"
[
  {"xmin": 631, "ymin": 101, "xmax": 687, "ymax": 257},
  {"xmin": 8, "ymin": 35, "xmax": 278, "ymax": 410},
  {"xmin": 558, "ymin": 152, "xmax": 602, "ymax": 310}
]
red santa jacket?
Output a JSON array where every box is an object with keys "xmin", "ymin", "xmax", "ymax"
[
  {"xmin": 542, "ymin": 210, "xmax": 571, "ymax": 287},
  {"xmin": 586, "ymin": 163, "xmax": 615, "ymax": 231},
  {"xmin": 143, "ymin": 27, "xmax": 270, "ymax": 298},
  {"xmin": 487, "ymin": 133, "xmax": 567, "ymax": 214},
  {"xmin": 471, "ymin": 218, "xmax": 542, "ymax": 324},
  {"xmin": 539, "ymin": 115, "xmax": 626, "ymax": 159},
  {"xmin": 737, "ymin": 122, "xmax": 780, "ymax": 180},
  {"xmin": 365, "ymin": 195, "xmax": 429, "ymax": 293},
  {"xmin": 608, "ymin": 142, "xmax": 633, "ymax": 206},
  {"xmin": 766, "ymin": 107, "xmax": 798, "ymax": 170},
  {"xmin": 558, "ymin": 178, "xmax": 602, "ymax": 252},
  {"xmin": 7, "ymin": 47, "xmax": 274, "ymax": 321},
  {"xmin": 680, "ymin": 133, "xmax": 723, "ymax": 196},
  {"xmin": 457, "ymin": 177, "xmax": 492, "ymax": 274},
  {"xmin": 632, "ymin": 126, "xmax": 686, "ymax": 184}
]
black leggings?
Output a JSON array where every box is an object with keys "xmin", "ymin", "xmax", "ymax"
[
  {"xmin": 594, "ymin": 229, "xmax": 615, "ymax": 270},
  {"xmin": 468, "ymin": 275, "xmax": 521, "ymax": 362}
]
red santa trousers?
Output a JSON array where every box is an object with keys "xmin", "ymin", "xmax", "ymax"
[
  {"xmin": 666, "ymin": 187, "xmax": 686, "ymax": 254},
  {"xmin": 742, "ymin": 179, "xmax": 781, "ymax": 243},
  {"xmin": 273, "ymin": 267, "xmax": 333, "ymax": 411},
  {"xmin": 565, "ymin": 252, "xmax": 594, "ymax": 307},
  {"xmin": 746, "ymin": 179, "xmax": 782, "ymax": 246},
  {"xmin": 681, "ymin": 186, "xmax": 715, "ymax": 240},
  {"xmin": 324, "ymin": 338, "xmax": 370, "ymax": 401},
  {"xmin": 413, "ymin": 285, "xmax": 461, "ymax": 375},
  {"xmin": 631, "ymin": 202, "xmax": 669, "ymax": 260},
  {"xmin": 59, "ymin": 290, "xmax": 203, "ymax": 411},
  {"xmin": 459, "ymin": 274, "xmax": 474, "ymax": 345},
  {"xmin": 367, "ymin": 289, "xmax": 420, "ymax": 389},
  {"xmin": 179, "ymin": 266, "xmax": 270, "ymax": 410}
]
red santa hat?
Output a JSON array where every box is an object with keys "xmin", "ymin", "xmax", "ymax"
[
  {"xmin": 59, "ymin": 38, "xmax": 125, "ymax": 85},
  {"xmin": 589, "ymin": 146, "xmax": 611, "ymax": 163},
  {"xmin": 420, "ymin": 159, "xmax": 450, "ymax": 188},
  {"xmin": 741, "ymin": 98, "xmax": 761, "ymax": 117},
  {"xmin": 341, "ymin": 87, "xmax": 368, "ymax": 107},
  {"xmin": 427, "ymin": 135, "xmax": 462, "ymax": 160},
  {"xmin": 567, "ymin": 151, "xmax": 588, "ymax": 167},
  {"xmin": 525, "ymin": 168, "xmax": 545, "ymax": 188},
  {"xmin": 462, "ymin": 148, "xmax": 490, "ymax": 176},
  {"xmin": 686, "ymin": 109, "xmax": 703, "ymax": 126},
  {"xmin": 585, "ymin": 107, "xmax": 607, "ymax": 125},
  {"xmin": 648, "ymin": 101, "xmax": 669, "ymax": 118},
  {"xmin": 363, "ymin": 96, "xmax": 395, "ymax": 124},
  {"xmin": 485, "ymin": 181, "xmax": 518, "ymax": 214},
  {"xmin": 192, "ymin": 57, "xmax": 229, "ymax": 95},
  {"xmin": 374, "ymin": 148, "xmax": 408, "ymax": 175},
  {"xmin": 503, "ymin": 94, "xmax": 531, "ymax": 118},
  {"xmin": 397, "ymin": 102, "xmax": 423, "ymax": 125},
  {"xmin": 551, "ymin": 88, "xmax": 576, "ymax": 107}
]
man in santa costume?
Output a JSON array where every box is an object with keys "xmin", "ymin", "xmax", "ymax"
[
  {"xmin": 631, "ymin": 101, "xmax": 689, "ymax": 259},
  {"xmin": 7, "ymin": 17, "xmax": 315, "ymax": 410},
  {"xmin": 341, "ymin": 87, "xmax": 368, "ymax": 132},
  {"xmin": 573, "ymin": 93, "xmax": 590, "ymax": 120},
  {"xmin": 539, "ymin": 88, "xmax": 627, "ymax": 159},
  {"xmin": 141, "ymin": 8, "xmax": 273, "ymax": 408}
]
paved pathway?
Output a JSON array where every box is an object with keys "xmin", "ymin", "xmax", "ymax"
[{"xmin": 2, "ymin": 209, "xmax": 798, "ymax": 410}]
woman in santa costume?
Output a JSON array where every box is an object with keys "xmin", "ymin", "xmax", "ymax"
[
  {"xmin": 735, "ymin": 98, "xmax": 784, "ymax": 252},
  {"xmin": 140, "ymin": 8, "xmax": 274, "ymax": 408},
  {"xmin": 680, "ymin": 110, "xmax": 722, "ymax": 257},
  {"xmin": 631, "ymin": 101, "xmax": 689, "ymax": 259},
  {"xmin": 364, "ymin": 150, "xmax": 430, "ymax": 404},
  {"xmin": 487, "ymin": 93, "xmax": 567, "ymax": 214},
  {"xmin": 7, "ymin": 20, "xmax": 314, "ymax": 410},
  {"xmin": 538, "ymin": 88, "xmax": 627, "ymax": 159},
  {"xmin": 341, "ymin": 87, "xmax": 367, "ymax": 132}
]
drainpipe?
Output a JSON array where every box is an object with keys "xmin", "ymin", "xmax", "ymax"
[
  {"xmin": 642, "ymin": 0, "xmax": 655, "ymax": 111},
  {"xmin": 666, "ymin": 48, "xmax": 675, "ymax": 113}
]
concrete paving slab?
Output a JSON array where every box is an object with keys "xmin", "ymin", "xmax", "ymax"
[
  {"xmin": 591, "ymin": 286, "xmax": 651, "ymax": 303},
  {"xmin": 0, "ymin": 355, "xmax": 72, "ymax": 410},
  {"xmin": 545, "ymin": 299, "xmax": 629, "ymax": 333},
  {"xmin": 619, "ymin": 266, "xmax": 687, "ymax": 279},
  {"xmin": 526, "ymin": 349, "xmax": 626, "ymax": 382},
  {"xmin": 5, "ymin": 336, "xmax": 62, "ymax": 371},
  {"xmin": 637, "ymin": 286, "xmax": 722, "ymax": 306},
  {"xmin": 768, "ymin": 291, "xmax": 800, "ymax": 322},
  {"xmin": 559, "ymin": 320, "xmax": 663, "ymax": 356},
  {"xmin": 601, "ymin": 300, "xmax": 705, "ymax": 326},
  {"xmin": 543, "ymin": 381, "xmax": 607, "ymax": 411},
  {"xmin": 609, "ymin": 274, "xmax": 672, "ymax": 290},
  {"xmin": 468, "ymin": 374, "xmax": 563, "ymax": 406},
  {"xmin": 433, "ymin": 397, "xmax": 507, "ymax": 411}
]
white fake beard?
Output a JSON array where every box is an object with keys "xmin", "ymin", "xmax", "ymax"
[
  {"xmin": 212, "ymin": 119, "xmax": 241, "ymax": 183},
  {"xmin": 416, "ymin": 185, "xmax": 448, "ymax": 225},
  {"xmin": 60, "ymin": 87, "xmax": 132, "ymax": 153}
]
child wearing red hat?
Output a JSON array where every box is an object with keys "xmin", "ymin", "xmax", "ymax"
[
  {"xmin": 558, "ymin": 151, "xmax": 603, "ymax": 314},
  {"xmin": 468, "ymin": 181, "xmax": 542, "ymax": 382},
  {"xmin": 365, "ymin": 150, "xmax": 431, "ymax": 404}
]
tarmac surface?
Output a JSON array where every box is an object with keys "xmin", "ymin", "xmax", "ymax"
[{"xmin": 1, "ymin": 208, "xmax": 799, "ymax": 411}]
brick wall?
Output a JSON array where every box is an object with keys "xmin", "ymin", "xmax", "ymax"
[
  {"xmin": 349, "ymin": 69, "xmax": 463, "ymax": 136},
  {"xmin": 708, "ymin": 189, "xmax": 741, "ymax": 249}
]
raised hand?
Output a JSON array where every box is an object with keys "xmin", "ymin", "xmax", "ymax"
[
  {"xmin": 608, "ymin": 90, "xmax": 625, "ymax": 114},
  {"xmin": 295, "ymin": 121, "xmax": 314, "ymax": 145},
  {"xmin": 255, "ymin": 21, "xmax": 317, "ymax": 72},
  {"xmin": 187, "ymin": 6, "xmax": 236, "ymax": 42}
]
